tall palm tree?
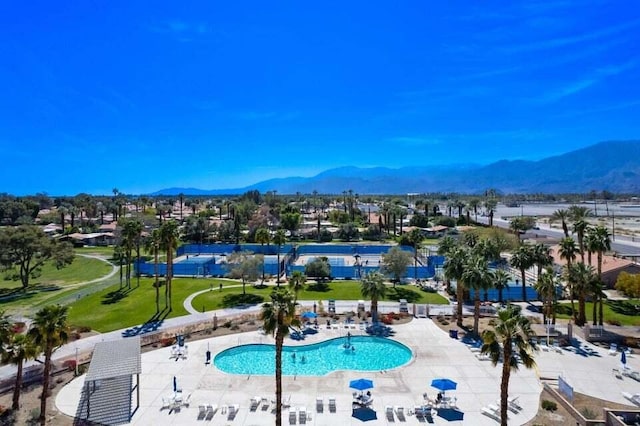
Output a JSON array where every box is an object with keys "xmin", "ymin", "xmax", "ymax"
[
  {"xmin": 261, "ymin": 289, "xmax": 299, "ymax": 426},
  {"xmin": 572, "ymin": 219, "xmax": 590, "ymax": 264},
  {"xmin": 549, "ymin": 209, "xmax": 570, "ymax": 237},
  {"xmin": 462, "ymin": 255, "xmax": 490, "ymax": 336},
  {"xmin": 586, "ymin": 226, "xmax": 611, "ymax": 325},
  {"xmin": 407, "ymin": 228, "xmax": 424, "ymax": 281},
  {"xmin": 531, "ymin": 243, "xmax": 553, "ymax": 279},
  {"xmin": 534, "ymin": 268, "xmax": 557, "ymax": 325},
  {"xmin": 255, "ymin": 227, "xmax": 271, "ymax": 283},
  {"xmin": 481, "ymin": 306, "xmax": 537, "ymax": 426},
  {"xmin": 159, "ymin": 220, "xmax": 179, "ymax": 312},
  {"xmin": 443, "ymin": 246, "xmax": 468, "ymax": 327},
  {"xmin": 29, "ymin": 305, "xmax": 69, "ymax": 426},
  {"xmin": 121, "ymin": 219, "xmax": 143, "ymax": 290},
  {"xmin": 3, "ymin": 333, "xmax": 40, "ymax": 410},
  {"xmin": 567, "ymin": 262, "xmax": 596, "ymax": 326},
  {"xmin": 273, "ymin": 230, "xmax": 286, "ymax": 286},
  {"xmin": 510, "ymin": 244, "xmax": 534, "ymax": 302},
  {"xmin": 144, "ymin": 229, "xmax": 163, "ymax": 314},
  {"xmin": 360, "ymin": 272, "xmax": 386, "ymax": 323},
  {"xmin": 558, "ymin": 237, "xmax": 578, "ymax": 322},
  {"xmin": 492, "ymin": 269, "xmax": 511, "ymax": 305}
]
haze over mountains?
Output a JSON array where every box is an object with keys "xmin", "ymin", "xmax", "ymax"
[{"xmin": 154, "ymin": 141, "xmax": 640, "ymax": 196}]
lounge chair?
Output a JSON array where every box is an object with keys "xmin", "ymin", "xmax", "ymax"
[
  {"xmin": 198, "ymin": 405, "xmax": 206, "ymax": 419},
  {"xmin": 251, "ymin": 396, "xmax": 262, "ymax": 411},
  {"xmin": 508, "ymin": 396, "xmax": 521, "ymax": 411},
  {"xmin": 386, "ymin": 406, "xmax": 395, "ymax": 421},
  {"xmin": 328, "ymin": 397, "xmax": 336, "ymax": 413},
  {"xmin": 539, "ymin": 341, "xmax": 549, "ymax": 352},
  {"xmin": 299, "ymin": 406, "xmax": 307, "ymax": 424},
  {"xmin": 623, "ymin": 392, "xmax": 640, "ymax": 406},
  {"xmin": 394, "ymin": 406, "xmax": 406, "ymax": 422},
  {"xmin": 289, "ymin": 407, "xmax": 297, "ymax": 424},
  {"xmin": 482, "ymin": 406, "xmax": 501, "ymax": 421},
  {"xmin": 161, "ymin": 397, "xmax": 173, "ymax": 410},
  {"xmin": 609, "ymin": 343, "xmax": 618, "ymax": 355},
  {"xmin": 316, "ymin": 397, "xmax": 323, "ymax": 413},
  {"xmin": 227, "ymin": 404, "xmax": 239, "ymax": 421},
  {"xmin": 205, "ymin": 404, "xmax": 216, "ymax": 420}
]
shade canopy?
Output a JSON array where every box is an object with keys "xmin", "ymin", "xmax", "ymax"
[
  {"xmin": 301, "ymin": 311, "xmax": 317, "ymax": 319},
  {"xmin": 431, "ymin": 378, "xmax": 457, "ymax": 392},
  {"xmin": 350, "ymin": 378, "xmax": 374, "ymax": 391}
]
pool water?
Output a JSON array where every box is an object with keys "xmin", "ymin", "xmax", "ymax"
[{"xmin": 214, "ymin": 336, "xmax": 413, "ymax": 376}]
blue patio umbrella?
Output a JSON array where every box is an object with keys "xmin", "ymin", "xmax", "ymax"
[
  {"xmin": 350, "ymin": 378, "xmax": 374, "ymax": 391},
  {"xmin": 431, "ymin": 378, "xmax": 457, "ymax": 392},
  {"xmin": 622, "ymin": 350, "xmax": 628, "ymax": 369},
  {"xmin": 352, "ymin": 407, "xmax": 377, "ymax": 422},
  {"xmin": 173, "ymin": 376, "xmax": 177, "ymax": 392},
  {"xmin": 301, "ymin": 311, "xmax": 317, "ymax": 319}
]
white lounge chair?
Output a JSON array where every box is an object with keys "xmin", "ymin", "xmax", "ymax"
[
  {"xmin": 299, "ymin": 407, "xmax": 307, "ymax": 424},
  {"xmin": 482, "ymin": 406, "xmax": 501, "ymax": 421},
  {"xmin": 394, "ymin": 406, "xmax": 406, "ymax": 422},
  {"xmin": 227, "ymin": 404, "xmax": 239, "ymax": 421},
  {"xmin": 328, "ymin": 397, "xmax": 336, "ymax": 413},
  {"xmin": 386, "ymin": 406, "xmax": 395, "ymax": 421},
  {"xmin": 289, "ymin": 407, "xmax": 297, "ymax": 424},
  {"xmin": 250, "ymin": 396, "xmax": 260, "ymax": 411},
  {"xmin": 316, "ymin": 397, "xmax": 323, "ymax": 413},
  {"xmin": 198, "ymin": 405, "xmax": 206, "ymax": 419},
  {"xmin": 206, "ymin": 404, "xmax": 217, "ymax": 420},
  {"xmin": 623, "ymin": 392, "xmax": 640, "ymax": 406},
  {"xmin": 609, "ymin": 343, "xmax": 618, "ymax": 355},
  {"xmin": 508, "ymin": 396, "xmax": 521, "ymax": 411}
]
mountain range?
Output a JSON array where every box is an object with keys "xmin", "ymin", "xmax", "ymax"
[{"xmin": 153, "ymin": 140, "xmax": 640, "ymax": 195}]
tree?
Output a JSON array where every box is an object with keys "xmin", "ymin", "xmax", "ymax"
[
  {"xmin": 273, "ymin": 230, "xmax": 286, "ymax": 285},
  {"xmin": 227, "ymin": 251, "xmax": 263, "ymax": 294},
  {"xmin": 549, "ymin": 209, "xmax": 570, "ymax": 237},
  {"xmin": 261, "ymin": 289, "xmax": 299, "ymax": 426},
  {"xmin": 338, "ymin": 222, "xmax": 359, "ymax": 242},
  {"xmin": 481, "ymin": 306, "xmax": 537, "ymax": 426},
  {"xmin": 381, "ymin": 246, "xmax": 412, "ymax": 287},
  {"xmin": 443, "ymin": 246, "xmax": 468, "ymax": 327},
  {"xmin": 492, "ymin": 269, "xmax": 511, "ymax": 305},
  {"xmin": 510, "ymin": 244, "xmax": 534, "ymax": 302},
  {"xmin": 159, "ymin": 220, "xmax": 179, "ymax": 311},
  {"xmin": 305, "ymin": 257, "xmax": 332, "ymax": 282},
  {"xmin": 255, "ymin": 227, "xmax": 271, "ymax": 246},
  {"xmin": 0, "ymin": 225, "xmax": 74, "ymax": 289},
  {"xmin": 531, "ymin": 243, "xmax": 553, "ymax": 278},
  {"xmin": 586, "ymin": 226, "xmax": 611, "ymax": 325},
  {"xmin": 567, "ymin": 262, "xmax": 596, "ymax": 326},
  {"xmin": 29, "ymin": 305, "xmax": 69, "ymax": 426},
  {"xmin": 120, "ymin": 219, "xmax": 143, "ymax": 290},
  {"xmin": 143, "ymin": 229, "xmax": 162, "ymax": 314},
  {"xmin": 288, "ymin": 270, "xmax": 306, "ymax": 297},
  {"xmin": 534, "ymin": 268, "xmax": 557, "ymax": 325},
  {"xmin": 462, "ymin": 255, "xmax": 490, "ymax": 336},
  {"xmin": 407, "ymin": 228, "xmax": 424, "ymax": 281},
  {"xmin": 3, "ymin": 332, "xmax": 39, "ymax": 410},
  {"xmin": 558, "ymin": 237, "xmax": 578, "ymax": 322},
  {"xmin": 360, "ymin": 272, "xmax": 386, "ymax": 323}
]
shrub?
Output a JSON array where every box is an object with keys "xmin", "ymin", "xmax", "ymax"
[
  {"xmin": 75, "ymin": 325, "xmax": 92, "ymax": 333},
  {"xmin": 62, "ymin": 360, "xmax": 77, "ymax": 372},
  {"xmin": 11, "ymin": 322, "xmax": 26, "ymax": 334},
  {"xmin": 223, "ymin": 320, "xmax": 233, "ymax": 328},
  {"xmin": 581, "ymin": 407, "xmax": 596, "ymax": 419},
  {"xmin": 160, "ymin": 337, "xmax": 174, "ymax": 347},
  {"xmin": 607, "ymin": 319, "xmax": 622, "ymax": 326},
  {"xmin": 541, "ymin": 400, "xmax": 557, "ymax": 411},
  {"xmin": 381, "ymin": 315, "xmax": 393, "ymax": 325}
]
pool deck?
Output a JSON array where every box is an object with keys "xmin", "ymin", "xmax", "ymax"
[{"xmin": 55, "ymin": 317, "xmax": 640, "ymax": 425}]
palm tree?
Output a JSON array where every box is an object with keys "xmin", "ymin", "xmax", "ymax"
[
  {"xmin": 407, "ymin": 228, "xmax": 424, "ymax": 281},
  {"xmin": 558, "ymin": 237, "xmax": 578, "ymax": 322},
  {"xmin": 121, "ymin": 219, "xmax": 143, "ymax": 290},
  {"xmin": 573, "ymin": 219, "xmax": 590, "ymax": 264},
  {"xmin": 534, "ymin": 268, "xmax": 557, "ymax": 325},
  {"xmin": 273, "ymin": 230, "xmax": 286, "ymax": 286},
  {"xmin": 549, "ymin": 209, "xmax": 570, "ymax": 237},
  {"xmin": 255, "ymin": 227, "xmax": 271, "ymax": 283},
  {"xmin": 510, "ymin": 244, "xmax": 534, "ymax": 302},
  {"xmin": 586, "ymin": 226, "xmax": 611, "ymax": 325},
  {"xmin": 261, "ymin": 289, "xmax": 299, "ymax": 426},
  {"xmin": 567, "ymin": 262, "xmax": 596, "ymax": 326},
  {"xmin": 492, "ymin": 269, "xmax": 510, "ymax": 305},
  {"xmin": 159, "ymin": 220, "xmax": 179, "ymax": 312},
  {"xmin": 3, "ymin": 333, "xmax": 39, "ymax": 410},
  {"xmin": 481, "ymin": 306, "xmax": 537, "ymax": 426},
  {"xmin": 288, "ymin": 270, "xmax": 306, "ymax": 298},
  {"xmin": 443, "ymin": 246, "xmax": 468, "ymax": 327},
  {"xmin": 531, "ymin": 243, "xmax": 553, "ymax": 279},
  {"xmin": 144, "ymin": 229, "xmax": 162, "ymax": 314},
  {"xmin": 462, "ymin": 255, "xmax": 490, "ymax": 336},
  {"xmin": 360, "ymin": 272, "xmax": 386, "ymax": 323},
  {"xmin": 29, "ymin": 305, "xmax": 69, "ymax": 426}
]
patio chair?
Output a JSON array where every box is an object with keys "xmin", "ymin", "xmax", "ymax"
[
  {"xmin": 609, "ymin": 343, "xmax": 618, "ymax": 355},
  {"xmin": 482, "ymin": 406, "xmax": 501, "ymax": 421},
  {"xmin": 161, "ymin": 397, "xmax": 173, "ymax": 410},
  {"xmin": 227, "ymin": 404, "xmax": 239, "ymax": 421},
  {"xmin": 250, "ymin": 396, "xmax": 260, "ymax": 412},
  {"xmin": 198, "ymin": 405, "xmax": 206, "ymax": 420},
  {"xmin": 386, "ymin": 406, "xmax": 395, "ymax": 421},
  {"xmin": 316, "ymin": 397, "xmax": 323, "ymax": 413},
  {"xmin": 394, "ymin": 406, "xmax": 406, "ymax": 422},
  {"xmin": 289, "ymin": 407, "xmax": 297, "ymax": 424},
  {"xmin": 328, "ymin": 397, "xmax": 336, "ymax": 413},
  {"xmin": 205, "ymin": 404, "xmax": 217, "ymax": 420},
  {"xmin": 508, "ymin": 396, "xmax": 521, "ymax": 411},
  {"xmin": 299, "ymin": 406, "xmax": 307, "ymax": 424},
  {"xmin": 623, "ymin": 392, "xmax": 640, "ymax": 406}
]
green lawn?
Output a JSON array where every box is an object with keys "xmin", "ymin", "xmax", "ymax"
[
  {"xmin": 75, "ymin": 246, "xmax": 116, "ymax": 257},
  {"xmin": 68, "ymin": 278, "xmax": 449, "ymax": 333},
  {"xmin": 556, "ymin": 300, "xmax": 640, "ymax": 326}
]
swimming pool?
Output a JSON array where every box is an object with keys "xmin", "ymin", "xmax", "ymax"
[{"xmin": 214, "ymin": 336, "xmax": 413, "ymax": 376}]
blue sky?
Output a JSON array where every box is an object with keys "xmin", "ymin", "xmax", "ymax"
[{"xmin": 1, "ymin": 1, "xmax": 639, "ymax": 195}]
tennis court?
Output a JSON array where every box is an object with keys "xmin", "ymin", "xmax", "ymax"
[{"xmin": 294, "ymin": 254, "xmax": 355, "ymax": 267}]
